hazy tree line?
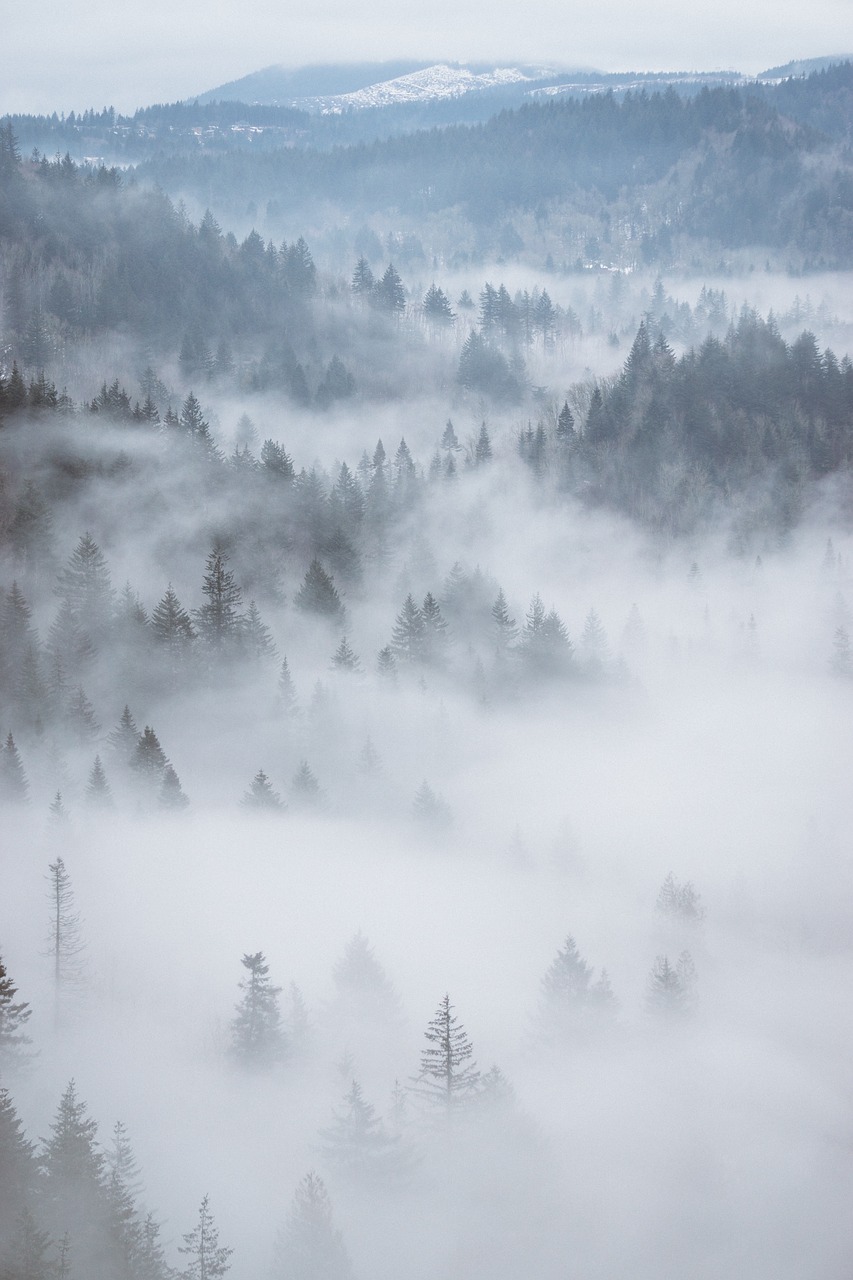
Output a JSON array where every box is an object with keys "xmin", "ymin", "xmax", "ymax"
[
  {"xmin": 0, "ymin": 861, "xmax": 704, "ymax": 1279},
  {"xmin": 128, "ymin": 75, "xmax": 853, "ymax": 267}
]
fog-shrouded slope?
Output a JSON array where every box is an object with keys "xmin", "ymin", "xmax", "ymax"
[{"xmin": 140, "ymin": 84, "xmax": 853, "ymax": 268}]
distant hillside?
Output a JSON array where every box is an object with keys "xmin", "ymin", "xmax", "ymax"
[
  {"xmin": 193, "ymin": 62, "xmax": 434, "ymax": 105},
  {"xmin": 758, "ymin": 54, "xmax": 853, "ymax": 79}
]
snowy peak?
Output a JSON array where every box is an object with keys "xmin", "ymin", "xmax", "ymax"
[{"xmin": 312, "ymin": 64, "xmax": 548, "ymax": 112}]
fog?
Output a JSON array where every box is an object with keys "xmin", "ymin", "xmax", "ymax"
[
  {"xmin": 2, "ymin": 0, "xmax": 851, "ymax": 114},
  {"xmin": 3, "ymin": 305, "xmax": 853, "ymax": 1276}
]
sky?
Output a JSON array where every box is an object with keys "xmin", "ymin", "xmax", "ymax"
[{"xmin": 1, "ymin": 0, "xmax": 850, "ymax": 114}]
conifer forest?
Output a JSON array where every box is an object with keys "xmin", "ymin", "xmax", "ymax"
[{"xmin": 2, "ymin": 55, "xmax": 853, "ymax": 1280}]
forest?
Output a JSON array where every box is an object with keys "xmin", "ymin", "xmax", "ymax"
[{"xmin": 2, "ymin": 53, "xmax": 853, "ymax": 1280}]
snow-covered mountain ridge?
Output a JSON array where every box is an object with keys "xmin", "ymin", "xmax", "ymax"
[{"xmin": 309, "ymin": 63, "xmax": 552, "ymax": 112}]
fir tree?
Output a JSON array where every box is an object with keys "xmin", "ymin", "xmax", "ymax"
[
  {"xmin": 55, "ymin": 533, "xmax": 114, "ymax": 636},
  {"xmin": 278, "ymin": 657, "xmax": 299, "ymax": 715},
  {"xmin": 159, "ymin": 765, "xmax": 190, "ymax": 811},
  {"xmin": 271, "ymin": 1173, "xmax": 353, "ymax": 1280},
  {"xmin": 291, "ymin": 760, "xmax": 323, "ymax": 808},
  {"xmin": 294, "ymin": 560, "xmax": 344, "ymax": 624},
  {"xmin": 108, "ymin": 706, "xmax": 139, "ymax": 768},
  {"xmin": 85, "ymin": 756, "xmax": 113, "ymax": 808},
  {"xmin": 242, "ymin": 601, "xmax": 277, "ymax": 661},
  {"xmin": 241, "ymin": 770, "xmax": 284, "ymax": 810},
  {"xmin": 45, "ymin": 859, "xmax": 84, "ymax": 1006},
  {"xmin": 178, "ymin": 1196, "xmax": 232, "ymax": 1280},
  {"xmin": 412, "ymin": 780, "xmax": 452, "ymax": 830},
  {"xmin": 330, "ymin": 636, "xmax": 361, "ymax": 673},
  {"xmin": 0, "ymin": 732, "xmax": 29, "ymax": 803},
  {"xmin": 194, "ymin": 547, "xmax": 244, "ymax": 655},
  {"xmin": 391, "ymin": 594, "xmax": 426, "ymax": 663},
  {"xmin": 230, "ymin": 952, "xmax": 285, "ymax": 1067},
  {"xmin": 412, "ymin": 994, "xmax": 480, "ymax": 1115},
  {"xmin": 320, "ymin": 1080, "xmax": 410, "ymax": 1183},
  {"xmin": 0, "ymin": 954, "xmax": 33, "ymax": 1071}
]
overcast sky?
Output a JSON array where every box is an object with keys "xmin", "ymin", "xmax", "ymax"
[{"xmin": 1, "ymin": 0, "xmax": 850, "ymax": 114}]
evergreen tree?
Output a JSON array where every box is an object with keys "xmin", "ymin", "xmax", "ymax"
[
  {"xmin": 241, "ymin": 771, "xmax": 284, "ymax": 810},
  {"xmin": 420, "ymin": 592, "xmax": 449, "ymax": 665},
  {"xmin": 85, "ymin": 756, "xmax": 114, "ymax": 808},
  {"xmin": 374, "ymin": 263, "xmax": 406, "ymax": 314},
  {"xmin": 294, "ymin": 560, "xmax": 344, "ymax": 624},
  {"xmin": 108, "ymin": 706, "xmax": 140, "ymax": 768},
  {"xmin": 291, "ymin": 760, "xmax": 323, "ymax": 808},
  {"xmin": 159, "ymin": 765, "xmax": 190, "ymax": 811},
  {"xmin": 376, "ymin": 645, "xmax": 397, "ymax": 680},
  {"xmin": 130, "ymin": 727, "xmax": 168, "ymax": 794},
  {"xmin": 278, "ymin": 657, "xmax": 299, "ymax": 715},
  {"xmin": 0, "ymin": 732, "xmax": 29, "ymax": 803},
  {"xmin": 350, "ymin": 256, "xmax": 374, "ymax": 296},
  {"xmin": 45, "ymin": 859, "xmax": 84, "ymax": 1007},
  {"xmin": 330, "ymin": 636, "xmax": 361, "ymax": 673},
  {"xmin": 390, "ymin": 594, "xmax": 426, "ymax": 663},
  {"xmin": 656, "ymin": 873, "xmax": 705, "ymax": 923},
  {"xmin": 412, "ymin": 781, "xmax": 452, "ymax": 830},
  {"xmin": 320, "ymin": 1080, "xmax": 410, "ymax": 1183},
  {"xmin": 412, "ymin": 994, "xmax": 480, "ymax": 1115},
  {"xmin": 0, "ymin": 1089, "xmax": 42, "ymax": 1244},
  {"xmin": 194, "ymin": 548, "xmax": 244, "ymax": 655},
  {"xmin": 55, "ymin": 533, "xmax": 114, "ymax": 637},
  {"xmin": 423, "ymin": 284, "xmax": 455, "ymax": 327},
  {"xmin": 491, "ymin": 588, "xmax": 518, "ymax": 654},
  {"xmin": 645, "ymin": 953, "xmax": 697, "ymax": 1020},
  {"xmin": 580, "ymin": 608, "xmax": 610, "ymax": 675},
  {"xmin": 66, "ymin": 685, "xmax": 100, "ymax": 742},
  {"xmin": 230, "ymin": 952, "xmax": 285, "ymax": 1067},
  {"xmin": 271, "ymin": 1173, "xmax": 353, "ymax": 1280},
  {"xmin": 151, "ymin": 585, "xmax": 196, "ymax": 665},
  {"xmin": 41, "ymin": 1080, "xmax": 106, "ymax": 1247},
  {"xmin": 178, "ymin": 1196, "xmax": 232, "ymax": 1280},
  {"xmin": 0, "ymin": 954, "xmax": 33, "ymax": 1072},
  {"xmin": 242, "ymin": 601, "xmax": 277, "ymax": 661},
  {"xmin": 475, "ymin": 422, "xmax": 493, "ymax": 463},
  {"xmin": 535, "ymin": 935, "xmax": 617, "ymax": 1044}
]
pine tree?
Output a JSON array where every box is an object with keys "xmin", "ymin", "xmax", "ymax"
[
  {"xmin": 108, "ymin": 706, "xmax": 140, "ymax": 768},
  {"xmin": 412, "ymin": 780, "xmax": 452, "ymax": 830},
  {"xmin": 45, "ymin": 859, "xmax": 84, "ymax": 1007},
  {"xmin": 230, "ymin": 952, "xmax": 285, "ymax": 1067},
  {"xmin": 294, "ymin": 560, "xmax": 344, "ymax": 624},
  {"xmin": 376, "ymin": 645, "xmax": 397, "ymax": 680},
  {"xmin": 241, "ymin": 771, "xmax": 284, "ymax": 810},
  {"xmin": 535, "ymin": 935, "xmax": 617, "ymax": 1043},
  {"xmin": 66, "ymin": 684, "xmax": 100, "ymax": 742},
  {"xmin": 291, "ymin": 760, "xmax": 323, "ymax": 808},
  {"xmin": 0, "ymin": 954, "xmax": 33, "ymax": 1071},
  {"xmin": 55, "ymin": 533, "xmax": 114, "ymax": 636},
  {"xmin": 194, "ymin": 548, "xmax": 244, "ymax": 655},
  {"xmin": 320, "ymin": 1081, "xmax": 409, "ymax": 1183},
  {"xmin": 655, "ymin": 873, "xmax": 705, "ymax": 923},
  {"xmin": 131, "ymin": 727, "xmax": 168, "ymax": 795},
  {"xmin": 41, "ymin": 1080, "xmax": 106, "ymax": 1234},
  {"xmin": 330, "ymin": 636, "xmax": 361, "ymax": 673},
  {"xmin": 159, "ymin": 765, "xmax": 190, "ymax": 811},
  {"xmin": 271, "ymin": 1173, "xmax": 353, "ymax": 1280},
  {"xmin": 151, "ymin": 586, "xmax": 196, "ymax": 660},
  {"xmin": 580, "ymin": 608, "xmax": 610, "ymax": 675},
  {"xmin": 491, "ymin": 588, "xmax": 518, "ymax": 654},
  {"xmin": 0, "ymin": 732, "xmax": 29, "ymax": 803},
  {"xmin": 475, "ymin": 423, "xmax": 493, "ymax": 464},
  {"xmin": 645, "ymin": 953, "xmax": 697, "ymax": 1020},
  {"xmin": 0, "ymin": 1089, "xmax": 42, "ymax": 1241},
  {"xmin": 391, "ymin": 594, "xmax": 426, "ymax": 663},
  {"xmin": 412, "ymin": 994, "xmax": 480, "ymax": 1115},
  {"xmin": 278, "ymin": 657, "xmax": 299, "ymax": 715},
  {"xmin": 178, "ymin": 1196, "xmax": 232, "ymax": 1280},
  {"xmin": 85, "ymin": 756, "xmax": 113, "ymax": 808},
  {"xmin": 242, "ymin": 601, "xmax": 277, "ymax": 661},
  {"xmin": 421, "ymin": 592, "xmax": 449, "ymax": 665}
]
